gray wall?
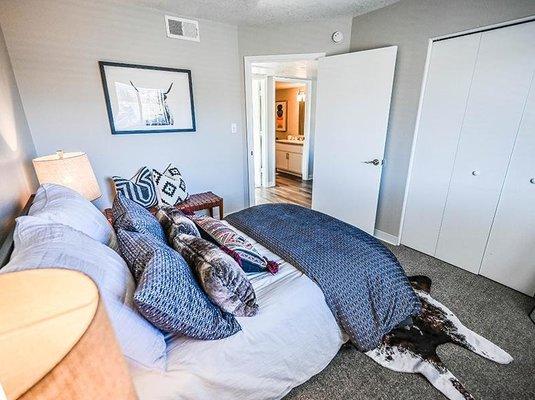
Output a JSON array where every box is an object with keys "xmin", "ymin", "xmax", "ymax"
[
  {"xmin": 0, "ymin": 23, "xmax": 36, "ymax": 242},
  {"xmin": 351, "ymin": 0, "xmax": 535, "ymax": 237},
  {"xmin": 0, "ymin": 0, "xmax": 246, "ymax": 213},
  {"xmin": 238, "ymin": 17, "xmax": 353, "ymax": 58},
  {"xmin": 238, "ymin": 17, "xmax": 353, "ymax": 196}
]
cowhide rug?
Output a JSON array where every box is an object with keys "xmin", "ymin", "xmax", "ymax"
[{"xmin": 366, "ymin": 275, "xmax": 513, "ymax": 400}]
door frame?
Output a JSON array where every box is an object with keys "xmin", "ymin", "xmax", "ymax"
[
  {"xmin": 272, "ymin": 77, "xmax": 313, "ymax": 182},
  {"xmin": 251, "ymin": 74, "xmax": 268, "ymax": 188},
  {"xmin": 244, "ymin": 53, "xmax": 325, "ymax": 206},
  {"xmin": 399, "ymin": 14, "xmax": 535, "ymax": 246}
]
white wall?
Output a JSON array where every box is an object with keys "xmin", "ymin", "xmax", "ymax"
[
  {"xmin": 0, "ymin": 0, "xmax": 246, "ymax": 213},
  {"xmin": 0, "ymin": 23, "xmax": 36, "ymax": 242},
  {"xmin": 350, "ymin": 0, "xmax": 535, "ymax": 237}
]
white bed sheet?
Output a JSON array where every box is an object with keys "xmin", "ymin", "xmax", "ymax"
[{"xmin": 128, "ymin": 224, "xmax": 347, "ymax": 400}]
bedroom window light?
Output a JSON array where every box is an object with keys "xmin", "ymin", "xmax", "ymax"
[{"xmin": 32, "ymin": 150, "xmax": 102, "ymax": 201}]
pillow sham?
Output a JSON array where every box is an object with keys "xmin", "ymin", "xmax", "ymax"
[
  {"xmin": 112, "ymin": 166, "xmax": 159, "ymax": 208},
  {"xmin": 156, "ymin": 205, "xmax": 200, "ymax": 240},
  {"xmin": 29, "ymin": 183, "xmax": 116, "ymax": 248},
  {"xmin": 117, "ymin": 229, "xmax": 241, "ymax": 339},
  {"xmin": 3, "ymin": 216, "xmax": 167, "ymax": 370},
  {"xmin": 152, "ymin": 164, "xmax": 189, "ymax": 206},
  {"xmin": 192, "ymin": 215, "xmax": 278, "ymax": 274},
  {"xmin": 112, "ymin": 193, "xmax": 166, "ymax": 246},
  {"xmin": 170, "ymin": 233, "xmax": 258, "ymax": 317}
]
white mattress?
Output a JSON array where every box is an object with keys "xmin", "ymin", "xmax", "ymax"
[{"xmin": 128, "ymin": 224, "xmax": 347, "ymax": 400}]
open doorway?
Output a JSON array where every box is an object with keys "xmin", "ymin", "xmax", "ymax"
[
  {"xmin": 256, "ymin": 79, "xmax": 311, "ymax": 207},
  {"xmin": 245, "ymin": 54, "xmax": 323, "ymax": 208}
]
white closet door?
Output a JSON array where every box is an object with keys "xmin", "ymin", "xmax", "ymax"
[
  {"xmin": 436, "ymin": 22, "xmax": 535, "ymax": 273},
  {"xmin": 402, "ymin": 34, "xmax": 481, "ymax": 254},
  {"xmin": 480, "ymin": 75, "xmax": 535, "ymax": 296}
]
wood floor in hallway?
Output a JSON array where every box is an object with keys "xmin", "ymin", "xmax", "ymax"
[{"xmin": 255, "ymin": 173, "xmax": 312, "ymax": 208}]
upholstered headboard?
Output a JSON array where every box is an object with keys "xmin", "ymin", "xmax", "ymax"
[{"xmin": 0, "ymin": 195, "xmax": 34, "ymax": 269}]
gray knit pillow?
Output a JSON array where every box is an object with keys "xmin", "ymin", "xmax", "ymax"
[
  {"xmin": 171, "ymin": 234, "xmax": 259, "ymax": 317},
  {"xmin": 117, "ymin": 229, "xmax": 241, "ymax": 339}
]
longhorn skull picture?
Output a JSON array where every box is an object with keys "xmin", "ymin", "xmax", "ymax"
[
  {"xmin": 129, "ymin": 81, "xmax": 175, "ymax": 126},
  {"xmin": 100, "ymin": 61, "xmax": 196, "ymax": 134}
]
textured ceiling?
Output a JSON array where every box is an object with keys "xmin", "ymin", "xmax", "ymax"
[{"xmin": 119, "ymin": 0, "xmax": 401, "ymax": 25}]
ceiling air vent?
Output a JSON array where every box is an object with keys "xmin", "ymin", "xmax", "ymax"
[{"xmin": 165, "ymin": 15, "xmax": 200, "ymax": 42}]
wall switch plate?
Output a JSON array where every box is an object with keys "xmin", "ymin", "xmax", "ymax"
[{"xmin": 231, "ymin": 123, "xmax": 237, "ymax": 133}]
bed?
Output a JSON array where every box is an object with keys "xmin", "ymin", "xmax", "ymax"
[{"xmin": 2, "ymin": 185, "xmax": 421, "ymax": 400}]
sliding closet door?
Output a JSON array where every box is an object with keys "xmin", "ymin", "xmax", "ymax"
[
  {"xmin": 402, "ymin": 34, "xmax": 481, "ymax": 254},
  {"xmin": 479, "ymin": 77, "xmax": 535, "ymax": 296},
  {"xmin": 435, "ymin": 22, "xmax": 535, "ymax": 273}
]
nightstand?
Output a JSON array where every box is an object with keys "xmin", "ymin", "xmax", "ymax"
[
  {"xmin": 175, "ymin": 191, "xmax": 224, "ymax": 219},
  {"xmin": 105, "ymin": 191, "xmax": 224, "ymax": 222}
]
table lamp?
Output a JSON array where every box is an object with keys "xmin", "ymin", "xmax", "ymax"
[
  {"xmin": 32, "ymin": 150, "xmax": 101, "ymax": 201},
  {"xmin": 0, "ymin": 269, "xmax": 137, "ymax": 399}
]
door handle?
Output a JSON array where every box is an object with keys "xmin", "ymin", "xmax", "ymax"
[{"xmin": 363, "ymin": 159, "xmax": 381, "ymax": 166}]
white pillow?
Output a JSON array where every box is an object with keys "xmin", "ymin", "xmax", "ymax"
[
  {"xmin": 3, "ymin": 216, "xmax": 167, "ymax": 370},
  {"xmin": 29, "ymin": 183, "xmax": 117, "ymax": 248}
]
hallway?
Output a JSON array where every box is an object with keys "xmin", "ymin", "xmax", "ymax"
[{"xmin": 255, "ymin": 173, "xmax": 312, "ymax": 208}]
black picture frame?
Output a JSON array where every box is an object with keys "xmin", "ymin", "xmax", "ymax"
[{"xmin": 99, "ymin": 61, "xmax": 196, "ymax": 134}]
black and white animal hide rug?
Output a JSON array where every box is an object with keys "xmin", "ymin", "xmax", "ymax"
[{"xmin": 366, "ymin": 276, "xmax": 513, "ymax": 400}]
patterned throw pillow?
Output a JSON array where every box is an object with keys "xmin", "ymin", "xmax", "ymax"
[
  {"xmin": 117, "ymin": 229, "xmax": 241, "ymax": 339},
  {"xmin": 156, "ymin": 206, "xmax": 200, "ymax": 239},
  {"xmin": 112, "ymin": 166, "xmax": 158, "ymax": 209},
  {"xmin": 112, "ymin": 193, "xmax": 166, "ymax": 249},
  {"xmin": 170, "ymin": 233, "xmax": 259, "ymax": 317},
  {"xmin": 152, "ymin": 164, "xmax": 189, "ymax": 206},
  {"xmin": 192, "ymin": 215, "xmax": 278, "ymax": 274}
]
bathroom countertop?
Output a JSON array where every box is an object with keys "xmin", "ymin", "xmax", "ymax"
[{"xmin": 276, "ymin": 139, "xmax": 304, "ymax": 145}]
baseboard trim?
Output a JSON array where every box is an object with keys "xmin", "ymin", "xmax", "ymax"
[{"xmin": 374, "ymin": 229, "xmax": 400, "ymax": 246}]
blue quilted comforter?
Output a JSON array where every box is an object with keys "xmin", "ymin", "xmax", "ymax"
[{"xmin": 225, "ymin": 204, "xmax": 421, "ymax": 351}]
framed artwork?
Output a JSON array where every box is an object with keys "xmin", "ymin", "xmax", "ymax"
[
  {"xmin": 275, "ymin": 101, "xmax": 287, "ymax": 132},
  {"xmin": 99, "ymin": 61, "xmax": 196, "ymax": 134}
]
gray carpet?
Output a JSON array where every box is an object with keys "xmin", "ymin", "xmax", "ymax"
[{"xmin": 284, "ymin": 244, "xmax": 535, "ymax": 400}]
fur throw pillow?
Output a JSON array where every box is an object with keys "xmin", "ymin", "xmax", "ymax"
[{"xmin": 171, "ymin": 233, "xmax": 259, "ymax": 317}]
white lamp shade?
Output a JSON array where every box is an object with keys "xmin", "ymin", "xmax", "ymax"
[{"xmin": 33, "ymin": 151, "xmax": 102, "ymax": 201}]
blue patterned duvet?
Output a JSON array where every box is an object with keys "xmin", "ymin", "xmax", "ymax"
[{"xmin": 225, "ymin": 204, "xmax": 421, "ymax": 351}]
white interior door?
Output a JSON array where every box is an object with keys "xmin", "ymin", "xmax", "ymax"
[
  {"xmin": 435, "ymin": 22, "xmax": 535, "ymax": 273},
  {"xmin": 312, "ymin": 47, "xmax": 397, "ymax": 234},
  {"xmin": 479, "ymin": 73, "xmax": 535, "ymax": 296}
]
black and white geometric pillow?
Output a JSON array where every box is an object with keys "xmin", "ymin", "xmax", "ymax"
[
  {"xmin": 112, "ymin": 166, "xmax": 159, "ymax": 209},
  {"xmin": 152, "ymin": 164, "xmax": 189, "ymax": 206}
]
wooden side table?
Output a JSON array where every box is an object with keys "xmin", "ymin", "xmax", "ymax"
[
  {"xmin": 105, "ymin": 191, "xmax": 224, "ymax": 223},
  {"xmin": 176, "ymin": 191, "xmax": 224, "ymax": 219}
]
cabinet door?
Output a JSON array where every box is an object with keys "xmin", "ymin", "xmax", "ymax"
[
  {"xmin": 288, "ymin": 152, "xmax": 302, "ymax": 174},
  {"xmin": 479, "ymin": 77, "xmax": 535, "ymax": 296},
  {"xmin": 276, "ymin": 150, "xmax": 288, "ymax": 170},
  {"xmin": 402, "ymin": 34, "xmax": 481, "ymax": 255},
  {"xmin": 435, "ymin": 22, "xmax": 535, "ymax": 273}
]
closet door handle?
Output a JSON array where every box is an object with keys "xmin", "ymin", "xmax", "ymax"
[
  {"xmin": 530, "ymin": 178, "xmax": 535, "ymax": 184},
  {"xmin": 472, "ymin": 170, "xmax": 480, "ymax": 176}
]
